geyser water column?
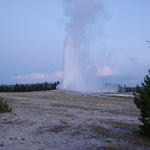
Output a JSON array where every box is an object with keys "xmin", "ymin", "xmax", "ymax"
[
  {"xmin": 63, "ymin": 0, "xmax": 102, "ymax": 92},
  {"xmin": 64, "ymin": 37, "xmax": 87, "ymax": 92}
]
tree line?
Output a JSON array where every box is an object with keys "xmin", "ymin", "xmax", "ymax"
[
  {"xmin": 118, "ymin": 85, "xmax": 136, "ymax": 92},
  {"xmin": 0, "ymin": 81, "xmax": 60, "ymax": 92}
]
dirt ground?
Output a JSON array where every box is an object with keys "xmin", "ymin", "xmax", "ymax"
[{"xmin": 0, "ymin": 90, "xmax": 150, "ymax": 150}]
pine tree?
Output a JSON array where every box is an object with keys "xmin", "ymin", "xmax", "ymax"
[{"xmin": 134, "ymin": 70, "xmax": 150, "ymax": 137}]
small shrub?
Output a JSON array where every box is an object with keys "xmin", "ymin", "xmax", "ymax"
[
  {"xmin": 0, "ymin": 97, "xmax": 11, "ymax": 113},
  {"xmin": 134, "ymin": 70, "xmax": 150, "ymax": 138}
]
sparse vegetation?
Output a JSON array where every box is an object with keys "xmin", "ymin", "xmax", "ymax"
[
  {"xmin": 0, "ymin": 97, "xmax": 11, "ymax": 113},
  {"xmin": 134, "ymin": 70, "xmax": 150, "ymax": 138},
  {"xmin": 50, "ymin": 125, "xmax": 71, "ymax": 133},
  {"xmin": 0, "ymin": 91, "xmax": 150, "ymax": 149},
  {"xmin": 0, "ymin": 81, "xmax": 60, "ymax": 92},
  {"xmin": 118, "ymin": 85, "xmax": 136, "ymax": 92}
]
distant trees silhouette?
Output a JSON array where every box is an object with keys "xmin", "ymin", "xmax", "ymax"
[
  {"xmin": 0, "ymin": 81, "xmax": 60, "ymax": 92},
  {"xmin": 118, "ymin": 85, "xmax": 136, "ymax": 92}
]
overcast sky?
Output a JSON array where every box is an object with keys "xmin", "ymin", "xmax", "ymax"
[{"xmin": 0, "ymin": 0, "xmax": 150, "ymax": 86}]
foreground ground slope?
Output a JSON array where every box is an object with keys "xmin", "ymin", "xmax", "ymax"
[{"xmin": 0, "ymin": 90, "xmax": 150, "ymax": 150}]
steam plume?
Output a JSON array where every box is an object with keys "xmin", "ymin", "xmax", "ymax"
[{"xmin": 63, "ymin": 0, "xmax": 102, "ymax": 92}]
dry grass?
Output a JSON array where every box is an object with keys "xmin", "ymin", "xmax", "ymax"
[
  {"xmin": 48, "ymin": 111, "xmax": 74, "ymax": 117},
  {"xmin": 90, "ymin": 124, "xmax": 150, "ymax": 148},
  {"xmin": 0, "ymin": 90, "xmax": 150, "ymax": 150},
  {"xmin": 51, "ymin": 103, "xmax": 98, "ymax": 111},
  {"xmin": 50, "ymin": 124, "xmax": 71, "ymax": 133}
]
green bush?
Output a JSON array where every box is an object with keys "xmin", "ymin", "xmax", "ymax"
[
  {"xmin": 134, "ymin": 70, "xmax": 150, "ymax": 138},
  {"xmin": 0, "ymin": 97, "xmax": 11, "ymax": 113}
]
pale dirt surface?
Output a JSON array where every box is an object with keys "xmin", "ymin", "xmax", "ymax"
[{"xmin": 0, "ymin": 90, "xmax": 150, "ymax": 150}]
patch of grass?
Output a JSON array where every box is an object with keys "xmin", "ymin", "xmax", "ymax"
[
  {"xmin": 51, "ymin": 103, "xmax": 97, "ymax": 111},
  {"xmin": 48, "ymin": 111, "xmax": 74, "ymax": 117},
  {"xmin": 94, "ymin": 144, "xmax": 132, "ymax": 150},
  {"xmin": 90, "ymin": 125, "xmax": 114, "ymax": 137},
  {"xmin": 102, "ymin": 120, "xmax": 138, "ymax": 131},
  {"xmin": 50, "ymin": 124, "xmax": 71, "ymax": 133},
  {"xmin": 0, "ymin": 97, "xmax": 11, "ymax": 113},
  {"xmin": 90, "ymin": 124, "xmax": 150, "ymax": 148},
  {"xmin": 69, "ymin": 125, "xmax": 90, "ymax": 137}
]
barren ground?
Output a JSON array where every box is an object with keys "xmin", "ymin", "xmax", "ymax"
[{"xmin": 0, "ymin": 90, "xmax": 150, "ymax": 150}]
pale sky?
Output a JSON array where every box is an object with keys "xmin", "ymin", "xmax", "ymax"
[{"xmin": 0, "ymin": 0, "xmax": 150, "ymax": 86}]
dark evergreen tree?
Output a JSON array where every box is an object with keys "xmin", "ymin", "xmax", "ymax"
[{"xmin": 134, "ymin": 70, "xmax": 150, "ymax": 137}]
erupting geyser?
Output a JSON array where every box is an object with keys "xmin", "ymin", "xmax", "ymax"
[{"xmin": 63, "ymin": 0, "xmax": 102, "ymax": 92}]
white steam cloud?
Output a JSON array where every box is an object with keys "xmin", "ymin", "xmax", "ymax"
[{"xmin": 63, "ymin": 0, "xmax": 103, "ymax": 92}]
